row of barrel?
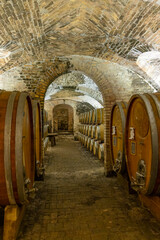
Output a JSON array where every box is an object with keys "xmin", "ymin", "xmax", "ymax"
[
  {"xmin": 78, "ymin": 117, "xmax": 104, "ymax": 160},
  {"xmin": 79, "ymin": 108, "xmax": 104, "ymax": 125},
  {"xmin": 0, "ymin": 91, "xmax": 44, "ymax": 207},
  {"xmin": 110, "ymin": 93, "xmax": 160, "ymax": 196}
]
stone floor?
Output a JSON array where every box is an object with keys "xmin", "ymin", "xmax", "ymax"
[{"xmin": 1, "ymin": 135, "xmax": 160, "ymax": 240}]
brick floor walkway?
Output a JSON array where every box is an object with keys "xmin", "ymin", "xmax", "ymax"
[{"xmin": 1, "ymin": 135, "xmax": 160, "ymax": 240}]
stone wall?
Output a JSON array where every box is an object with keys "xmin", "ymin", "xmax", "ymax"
[
  {"xmin": 53, "ymin": 104, "xmax": 73, "ymax": 132},
  {"xmin": 44, "ymin": 99, "xmax": 82, "ymax": 133}
]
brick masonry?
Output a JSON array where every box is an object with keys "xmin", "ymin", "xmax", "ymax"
[{"xmin": 0, "ymin": 0, "xmax": 159, "ymax": 173}]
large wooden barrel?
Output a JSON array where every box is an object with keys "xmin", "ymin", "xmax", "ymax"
[
  {"xmin": 125, "ymin": 93, "xmax": 160, "ymax": 195},
  {"xmin": 110, "ymin": 102, "xmax": 127, "ymax": 174},
  {"xmin": 98, "ymin": 143, "xmax": 104, "ymax": 161},
  {"xmin": 95, "ymin": 124, "xmax": 104, "ymax": 141},
  {"xmin": 0, "ymin": 91, "xmax": 35, "ymax": 206},
  {"xmin": 91, "ymin": 125, "xmax": 96, "ymax": 139},
  {"xmin": 32, "ymin": 100, "xmax": 43, "ymax": 179}
]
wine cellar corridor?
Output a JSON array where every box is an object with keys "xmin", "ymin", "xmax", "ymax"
[
  {"xmin": 0, "ymin": 0, "xmax": 160, "ymax": 239},
  {"xmin": 14, "ymin": 136, "xmax": 160, "ymax": 240}
]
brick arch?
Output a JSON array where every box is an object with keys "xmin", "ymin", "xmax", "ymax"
[{"xmin": 34, "ymin": 55, "xmax": 154, "ymax": 175}]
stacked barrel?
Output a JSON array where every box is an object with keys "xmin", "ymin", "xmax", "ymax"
[
  {"xmin": 0, "ymin": 91, "xmax": 43, "ymax": 207},
  {"xmin": 78, "ymin": 108, "xmax": 104, "ymax": 161}
]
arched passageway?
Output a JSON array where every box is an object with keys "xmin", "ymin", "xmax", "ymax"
[{"xmin": 53, "ymin": 104, "xmax": 74, "ymax": 132}]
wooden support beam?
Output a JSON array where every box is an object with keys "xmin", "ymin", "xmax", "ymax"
[{"xmin": 3, "ymin": 205, "xmax": 26, "ymax": 240}]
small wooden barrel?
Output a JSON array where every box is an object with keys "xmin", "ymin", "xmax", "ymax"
[
  {"xmin": 84, "ymin": 136, "xmax": 88, "ymax": 147},
  {"xmin": 94, "ymin": 109, "xmax": 101, "ymax": 125},
  {"xmin": 88, "ymin": 125, "xmax": 92, "ymax": 137},
  {"xmin": 85, "ymin": 125, "xmax": 89, "ymax": 136},
  {"xmin": 79, "ymin": 133, "xmax": 82, "ymax": 142},
  {"xmin": 87, "ymin": 137, "xmax": 91, "ymax": 149},
  {"xmin": 91, "ymin": 125, "xmax": 96, "ymax": 139},
  {"xmin": 84, "ymin": 113, "xmax": 87, "ymax": 124},
  {"xmin": 90, "ymin": 139, "xmax": 94, "ymax": 152},
  {"xmin": 95, "ymin": 124, "xmax": 104, "ymax": 141},
  {"xmin": 110, "ymin": 101, "xmax": 127, "ymax": 174},
  {"xmin": 81, "ymin": 135, "xmax": 85, "ymax": 145},
  {"xmin": 82, "ymin": 125, "xmax": 85, "ymax": 135},
  {"xmin": 86, "ymin": 112, "xmax": 89, "ymax": 124},
  {"xmin": 89, "ymin": 111, "xmax": 92, "ymax": 124},
  {"xmin": 91, "ymin": 110, "xmax": 95, "ymax": 124},
  {"xmin": 125, "ymin": 93, "xmax": 160, "ymax": 195},
  {"xmin": 100, "ymin": 108, "xmax": 104, "ymax": 124},
  {"xmin": 32, "ymin": 100, "xmax": 43, "ymax": 179},
  {"xmin": 98, "ymin": 143, "xmax": 104, "ymax": 161},
  {"xmin": 93, "ymin": 140, "xmax": 100, "ymax": 156},
  {"xmin": 81, "ymin": 134, "xmax": 85, "ymax": 144},
  {"xmin": 83, "ymin": 125, "xmax": 86, "ymax": 135},
  {"xmin": 0, "ymin": 91, "xmax": 35, "ymax": 206}
]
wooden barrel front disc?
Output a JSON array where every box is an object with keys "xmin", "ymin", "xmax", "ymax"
[
  {"xmin": 125, "ymin": 94, "xmax": 160, "ymax": 195},
  {"xmin": 110, "ymin": 102, "xmax": 127, "ymax": 174}
]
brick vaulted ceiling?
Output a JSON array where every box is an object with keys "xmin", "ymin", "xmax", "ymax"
[{"xmin": 0, "ymin": 0, "xmax": 160, "ymax": 74}]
